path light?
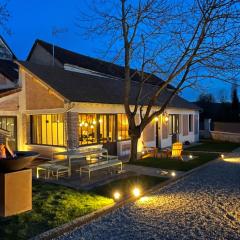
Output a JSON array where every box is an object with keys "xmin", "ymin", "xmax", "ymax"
[
  {"xmin": 189, "ymin": 154, "xmax": 193, "ymax": 159},
  {"xmin": 113, "ymin": 191, "xmax": 121, "ymax": 201},
  {"xmin": 132, "ymin": 187, "xmax": 141, "ymax": 197},
  {"xmin": 221, "ymin": 154, "xmax": 224, "ymax": 159},
  {"xmin": 171, "ymin": 171, "xmax": 176, "ymax": 177}
]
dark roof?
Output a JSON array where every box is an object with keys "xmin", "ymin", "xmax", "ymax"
[
  {"xmin": 0, "ymin": 36, "xmax": 17, "ymax": 60},
  {"xmin": 0, "ymin": 88, "xmax": 21, "ymax": 98},
  {"xmin": 19, "ymin": 61, "xmax": 199, "ymax": 110},
  {"xmin": 27, "ymin": 39, "xmax": 175, "ymax": 89},
  {"xmin": 0, "ymin": 60, "xmax": 18, "ymax": 83}
]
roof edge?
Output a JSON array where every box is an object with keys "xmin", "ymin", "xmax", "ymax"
[{"xmin": 16, "ymin": 60, "xmax": 70, "ymax": 103}]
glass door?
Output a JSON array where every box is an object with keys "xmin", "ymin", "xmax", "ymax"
[{"xmin": 0, "ymin": 116, "xmax": 17, "ymax": 150}]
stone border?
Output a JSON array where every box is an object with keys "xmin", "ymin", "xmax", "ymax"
[{"xmin": 32, "ymin": 156, "xmax": 221, "ymax": 240}]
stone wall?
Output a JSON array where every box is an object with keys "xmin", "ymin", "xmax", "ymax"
[
  {"xmin": 210, "ymin": 131, "xmax": 240, "ymax": 143},
  {"xmin": 65, "ymin": 112, "xmax": 79, "ymax": 149},
  {"xmin": 213, "ymin": 122, "xmax": 240, "ymax": 134}
]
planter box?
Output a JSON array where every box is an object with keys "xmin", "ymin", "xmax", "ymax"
[{"xmin": 0, "ymin": 169, "xmax": 32, "ymax": 217}]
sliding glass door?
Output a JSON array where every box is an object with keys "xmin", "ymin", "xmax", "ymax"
[{"xmin": 0, "ymin": 116, "xmax": 17, "ymax": 150}]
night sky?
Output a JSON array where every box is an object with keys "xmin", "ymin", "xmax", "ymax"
[{"xmin": 0, "ymin": 0, "xmax": 236, "ymax": 102}]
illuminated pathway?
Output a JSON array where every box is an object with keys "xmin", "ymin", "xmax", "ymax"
[{"xmin": 58, "ymin": 157, "xmax": 240, "ymax": 240}]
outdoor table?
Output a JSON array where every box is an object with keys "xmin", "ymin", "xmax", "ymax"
[{"xmin": 52, "ymin": 148, "xmax": 108, "ymax": 176}]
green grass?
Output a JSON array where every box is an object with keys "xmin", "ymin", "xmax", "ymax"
[
  {"xmin": 91, "ymin": 175, "xmax": 166, "ymax": 198},
  {"xmin": 0, "ymin": 181, "xmax": 113, "ymax": 240},
  {"xmin": 131, "ymin": 152, "xmax": 219, "ymax": 171},
  {"xmin": 186, "ymin": 140, "xmax": 240, "ymax": 152}
]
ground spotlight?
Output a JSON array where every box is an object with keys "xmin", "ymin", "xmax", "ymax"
[
  {"xmin": 113, "ymin": 191, "xmax": 121, "ymax": 200},
  {"xmin": 171, "ymin": 171, "xmax": 176, "ymax": 177},
  {"xmin": 132, "ymin": 187, "xmax": 141, "ymax": 197}
]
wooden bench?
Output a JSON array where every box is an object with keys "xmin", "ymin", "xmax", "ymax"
[{"xmin": 79, "ymin": 158, "xmax": 123, "ymax": 180}]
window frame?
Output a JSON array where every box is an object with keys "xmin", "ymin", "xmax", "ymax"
[
  {"xmin": 189, "ymin": 114, "xmax": 193, "ymax": 132},
  {"xmin": 30, "ymin": 114, "xmax": 66, "ymax": 147}
]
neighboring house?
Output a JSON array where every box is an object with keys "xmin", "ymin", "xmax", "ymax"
[
  {"xmin": 0, "ymin": 39, "xmax": 199, "ymax": 158},
  {"xmin": 0, "ymin": 36, "xmax": 19, "ymax": 90}
]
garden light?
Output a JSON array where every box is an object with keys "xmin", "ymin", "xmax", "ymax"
[
  {"xmin": 171, "ymin": 171, "xmax": 176, "ymax": 177},
  {"xmin": 132, "ymin": 187, "xmax": 141, "ymax": 197},
  {"xmin": 113, "ymin": 191, "xmax": 121, "ymax": 200},
  {"xmin": 189, "ymin": 154, "xmax": 193, "ymax": 159},
  {"xmin": 221, "ymin": 154, "xmax": 224, "ymax": 159}
]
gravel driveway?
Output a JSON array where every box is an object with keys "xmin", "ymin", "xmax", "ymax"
[{"xmin": 58, "ymin": 158, "xmax": 240, "ymax": 240}]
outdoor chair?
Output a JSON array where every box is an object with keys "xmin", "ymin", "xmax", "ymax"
[
  {"xmin": 171, "ymin": 142, "xmax": 183, "ymax": 160},
  {"xmin": 142, "ymin": 141, "xmax": 158, "ymax": 158}
]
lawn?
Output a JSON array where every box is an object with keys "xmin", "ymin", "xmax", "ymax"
[
  {"xmin": 0, "ymin": 181, "xmax": 114, "ymax": 240},
  {"xmin": 131, "ymin": 152, "xmax": 219, "ymax": 171},
  {"xmin": 185, "ymin": 140, "xmax": 240, "ymax": 152},
  {"xmin": 92, "ymin": 175, "xmax": 166, "ymax": 199}
]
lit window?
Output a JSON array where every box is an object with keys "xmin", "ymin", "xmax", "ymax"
[
  {"xmin": 117, "ymin": 114, "xmax": 129, "ymax": 140},
  {"xmin": 31, "ymin": 114, "xmax": 65, "ymax": 146},
  {"xmin": 79, "ymin": 114, "xmax": 116, "ymax": 145}
]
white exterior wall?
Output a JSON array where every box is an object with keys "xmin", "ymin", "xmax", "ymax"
[
  {"xmin": 0, "ymin": 68, "xmax": 200, "ymax": 158},
  {"xmin": 159, "ymin": 108, "xmax": 199, "ymax": 149}
]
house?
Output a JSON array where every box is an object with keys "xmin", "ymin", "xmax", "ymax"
[
  {"xmin": 0, "ymin": 36, "xmax": 19, "ymax": 90},
  {"xmin": 0, "ymin": 39, "xmax": 199, "ymax": 158}
]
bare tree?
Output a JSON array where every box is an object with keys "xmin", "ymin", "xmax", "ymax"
[
  {"xmin": 0, "ymin": 1, "xmax": 10, "ymax": 33},
  {"xmin": 78, "ymin": 0, "xmax": 240, "ymax": 162}
]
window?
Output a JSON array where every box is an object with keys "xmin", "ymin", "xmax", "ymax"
[
  {"xmin": 79, "ymin": 114, "xmax": 116, "ymax": 145},
  {"xmin": 79, "ymin": 114, "xmax": 97, "ymax": 145},
  {"xmin": 0, "ymin": 116, "xmax": 17, "ymax": 150},
  {"xmin": 189, "ymin": 115, "xmax": 193, "ymax": 132},
  {"xmin": 117, "ymin": 114, "xmax": 129, "ymax": 140},
  {"xmin": 169, "ymin": 114, "xmax": 180, "ymax": 135},
  {"xmin": 31, "ymin": 114, "xmax": 65, "ymax": 146}
]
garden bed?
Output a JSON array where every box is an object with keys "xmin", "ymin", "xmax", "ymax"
[
  {"xmin": 131, "ymin": 152, "xmax": 219, "ymax": 171},
  {"xmin": 91, "ymin": 175, "xmax": 166, "ymax": 198},
  {"xmin": 0, "ymin": 175, "xmax": 166, "ymax": 239},
  {"xmin": 185, "ymin": 140, "xmax": 240, "ymax": 152},
  {"xmin": 0, "ymin": 181, "xmax": 113, "ymax": 240}
]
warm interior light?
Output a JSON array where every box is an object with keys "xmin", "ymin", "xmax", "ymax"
[
  {"xmin": 90, "ymin": 125, "xmax": 94, "ymax": 129},
  {"xmin": 142, "ymin": 151, "xmax": 145, "ymax": 154},
  {"xmin": 132, "ymin": 187, "xmax": 141, "ymax": 197},
  {"xmin": 84, "ymin": 123, "xmax": 88, "ymax": 127},
  {"xmin": 171, "ymin": 171, "xmax": 176, "ymax": 177},
  {"xmin": 113, "ymin": 191, "xmax": 121, "ymax": 200},
  {"xmin": 99, "ymin": 119, "xmax": 103, "ymax": 123},
  {"xmin": 118, "ymin": 136, "xmax": 122, "ymax": 140},
  {"xmin": 165, "ymin": 116, "xmax": 169, "ymax": 122},
  {"xmin": 79, "ymin": 123, "xmax": 83, "ymax": 127},
  {"xmin": 154, "ymin": 117, "xmax": 158, "ymax": 122},
  {"xmin": 93, "ymin": 120, "xmax": 96, "ymax": 125}
]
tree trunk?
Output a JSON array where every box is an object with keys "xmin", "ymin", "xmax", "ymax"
[{"xmin": 129, "ymin": 135, "xmax": 139, "ymax": 163}]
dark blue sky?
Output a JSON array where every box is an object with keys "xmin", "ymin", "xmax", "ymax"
[{"xmin": 1, "ymin": 0, "xmax": 235, "ymax": 102}]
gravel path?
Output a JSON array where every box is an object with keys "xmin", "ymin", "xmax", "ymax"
[{"xmin": 58, "ymin": 158, "xmax": 240, "ymax": 240}]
